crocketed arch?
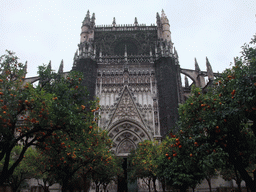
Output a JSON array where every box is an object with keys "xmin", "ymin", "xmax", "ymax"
[
  {"xmin": 116, "ymin": 139, "xmax": 136, "ymax": 155},
  {"xmin": 108, "ymin": 119, "xmax": 152, "ymax": 156},
  {"xmin": 107, "ymin": 118, "xmax": 151, "ymax": 140}
]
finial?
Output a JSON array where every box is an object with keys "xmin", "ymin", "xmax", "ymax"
[
  {"xmin": 233, "ymin": 57, "xmax": 237, "ymax": 65},
  {"xmin": 86, "ymin": 10, "xmax": 90, "ymax": 18},
  {"xmin": 74, "ymin": 50, "xmax": 78, "ymax": 59},
  {"xmin": 185, "ymin": 76, "xmax": 189, "ymax": 87},
  {"xmin": 206, "ymin": 57, "xmax": 214, "ymax": 80},
  {"xmin": 91, "ymin": 13, "xmax": 95, "ymax": 23},
  {"xmin": 156, "ymin": 12, "xmax": 160, "ymax": 20},
  {"xmin": 23, "ymin": 61, "xmax": 27, "ymax": 78},
  {"xmin": 161, "ymin": 9, "xmax": 166, "ymax": 17},
  {"xmin": 124, "ymin": 44, "xmax": 127, "ymax": 57},
  {"xmin": 195, "ymin": 58, "xmax": 200, "ymax": 71},
  {"xmin": 112, "ymin": 17, "xmax": 116, "ymax": 26},
  {"xmin": 58, "ymin": 60, "xmax": 64, "ymax": 74},
  {"xmin": 47, "ymin": 60, "xmax": 51, "ymax": 71},
  {"xmin": 134, "ymin": 17, "xmax": 138, "ymax": 26},
  {"xmin": 174, "ymin": 47, "xmax": 178, "ymax": 58}
]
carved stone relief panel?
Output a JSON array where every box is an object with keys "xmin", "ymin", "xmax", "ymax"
[
  {"xmin": 118, "ymin": 140, "xmax": 135, "ymax": 153},
  {"xmin": 121, "ymin": 132, "xmax": 132, "ymax": 138},
  {"xmin": 111, "ymin": 89, "xmax": 141, "ymax": 122}
]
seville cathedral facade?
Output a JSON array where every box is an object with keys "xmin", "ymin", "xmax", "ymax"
[
  {"xmin": 70, "ymin": 9, "xmax": 218, "ymax": 157},
  {"xmin": 25, "ymin": 10, "xmax": 224, "ymax": 191}
]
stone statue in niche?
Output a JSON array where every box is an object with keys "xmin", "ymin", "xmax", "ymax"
[{"xmin": 118, "ymin": 140, "xmax": 135, "ymax": 153}]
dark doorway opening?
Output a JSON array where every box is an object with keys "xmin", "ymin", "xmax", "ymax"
[
  {"xmin": 118, "ymin": 158, "xmax": 138, "ymax": 192},
  {"xmin": 118, "ymin": 158, "xmax": 128, "ymax": 192}
]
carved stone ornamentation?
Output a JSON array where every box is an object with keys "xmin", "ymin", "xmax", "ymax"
[
  {"xmin": 116, "ymin": 137, "xmax": 121, "ymax": 141},
  {"xmin": 134, "ymin": 127, "xmax": 139, "ymax": 132},
  {"xmin": 121, "ymin": 132, "xmax": 132, "ymax": 138},
  {"xmin": 118, "ymin": 140, "xmax": 135, "ymax": 153},
  {"xmin": 140, "ymin": 133, "xmax": 145, "ymax": 137}
]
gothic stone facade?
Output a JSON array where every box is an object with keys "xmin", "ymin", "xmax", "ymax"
[
  {"xmin": 23, "ymin": 9, "xmax": 222, "ymax": 192},
  {"xmin": 25, "ymin": 10, "xmax": 218, "ymax": 157},
  {"xmin": 70, "ymin": 10, "xmax": 218, "ymax": 157}
]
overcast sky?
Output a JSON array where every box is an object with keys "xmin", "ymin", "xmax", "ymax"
[{"xmin": 0, "ymin": 0, "xmax": 255, "ymax": 79}]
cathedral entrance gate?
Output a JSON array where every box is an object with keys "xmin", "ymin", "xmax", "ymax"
[{"xmin": 117, "ymin": 158, "xmax": 138, "ymax": 192}]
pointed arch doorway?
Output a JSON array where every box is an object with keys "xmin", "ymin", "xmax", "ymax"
[{"xmin": 117, "ymin": 142, "xmax": 138, "ymax": 192}]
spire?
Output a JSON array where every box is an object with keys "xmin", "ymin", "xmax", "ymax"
[
  {"xmin": 82, "ymin": 10, "xmax": 91, "ymax": 25},
  {"xmin": 91, "ymin": 13, "xmax": 95, "ymax": 26},
  {"xmin": 174, "ymin": 47, "xmax": 178, "ymax": 59},
  {"xmin": 206, "ymin": 57, "xmax": 214, "ymax": 80},
  {"xmin": 112, "ymin": 17, "xmax": 116, "ymax": 27},
  {"xmin": 161, "ymin": 9, "xmax": 166, "ymax": 18},
  {"xmin": 91, "ymin": 13, "xmax": 95, "ymax": 21},
  {"xmin": 156, "ymin": 12, "xmax": 160, "ymax": 24},
  {"xmin": 233, "ymin": 57, "xmax": 237, "ymax": 65},
  {"xmin": 23, "ymin": 61, "xmax": 27, "ymax": 78},
  {"xmin": 86, "ymin": 10, "xmax": 90, "ymax": 19},
  {"xmin": 134, "ymin": 17, "xmax": 138, "ymax": 26},
  {"xmin": 156, "ymin": 12, "xmax": 160, "ymax": 21},
  {"xmin": 58, "ymin": 60, "xmax": 63, "ymax": 74},
  {"xmin": 195, "ymin": 58, "xmax": 200, "ymax": 71},
  {"xmin": 74, "ymin": 50, "xmax": 78, "ymax": 60},
  {"xmin": 185, "ymin": 76, "xmax": 189, "ymax": 88},
  {"xmin": 47, "ymin": 60, "xmax": 51, "ymax": 71}
]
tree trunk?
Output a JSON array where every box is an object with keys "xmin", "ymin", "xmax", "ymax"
[
  {"xmin": 82, "ymin": 174, "xmax": 90, "ymax": 192},
  {"xmin": 152, "ymin": 177, "xmax": 157, "ymax": 192},
  {"xmin": 148, "ymin": 179, "xmax": 151, "ymax": 192},
  {"xmin": 179, "ymin": 185, "xmax": 188, "ymax": 192},
  {"xmin": 206, "ymin": 177, "xmax": 212, "ymax": 192},
  {"xmin": 229, "ymin": 149, "xmax": 256, "ymax": 192},
  {"xmin": 62, "ymin": 181, "xmax": 68, "ymax": 192},
  {"xmin": 237, "ymin": 180, "xmax": 242, "ymax": 192},
  {"xmin": 103, "ymin": 184, "xmax": 108, "ymax": 192},
  {"xmin": 95, "ymin": 183, "xmax": 100, "ymax": 192},
  {"xmin": 160, "ymin": 179, "xmax": 165, "ymax": 192},
  {"xmin": 62, "ymin": 177, "xmax": 71, "ymax": 192},
  {"xmin": 233, "ymin": 162, "xmax": 242, "ymax": 192}
]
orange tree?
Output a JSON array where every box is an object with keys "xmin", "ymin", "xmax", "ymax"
[
  {"xmin": 128, "ymin": 140, "xmax": 159, "ymax": 192},
  {"xmin": 177, "ymin": 34, "xmax": 256, "ymax": 191},
  {"xmin": 24, "ymin": 147, "xmax": 57, "ymax": 192},
  {"xmin": 220, "ymin": 163, "xmax": 256, "ymax": 192},
  {"xmin": 0, "ymin": 50, "xmax": 98, "ymax": 186},
  {"xmin": 35, "ymin": 127, "xmax": 113, "ymax": 192},
  {"xmin": 0, "ymin": 146, "xmax": 38, "ymax": 192},
  {"xmin": 157, "ymin": 133, "xmax": 208, "ymax": 192},
  {"xmin": 88, "ymin": 151, "xmax": 123, "ymax": 192}
]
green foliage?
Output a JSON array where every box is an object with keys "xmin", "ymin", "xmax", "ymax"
[
  {"xmin": 0, "ymin": 50, "xmax": 102, "ymax": 187},
  {"xmin": 89, "ymin": 151, "xmax": 123, "ymax": 192},
  {"xmin": 128, "ymin": 140, "xmax": 159, "ymax": 192},
  {"xmin": 0, "ymin": 146, "xmax": 38, "ymax": 191},
  {"xmin": 157, "ymin": 135, "xmax": 206, "ymax": 191},
  {"xmin": 175, "ymin": 34, "xmax": 256, "ymax": 191}
]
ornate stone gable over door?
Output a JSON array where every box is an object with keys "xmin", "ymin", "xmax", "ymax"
[
  {"xmin": 107, "ymin": 86, "xmax": 151, "ymax": 156},
  {"xmin": 108, "ymin": 86, "xmax": 146, "ymax": 127}
]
